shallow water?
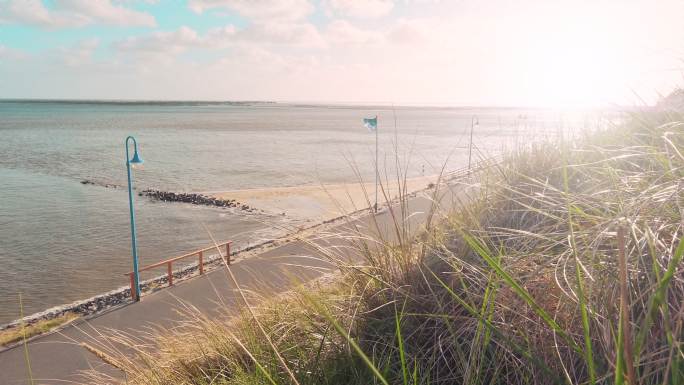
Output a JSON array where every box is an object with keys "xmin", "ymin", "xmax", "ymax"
[{"xmin": 0, "ymin": 101, "xmax": 611, "ymax": 323}]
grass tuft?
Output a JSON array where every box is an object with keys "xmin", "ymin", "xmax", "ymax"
[{"xmin": 0, "ymin": 311, "xmax": 79, "ymax": 347}]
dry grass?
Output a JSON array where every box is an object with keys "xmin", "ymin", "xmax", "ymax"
[{"xmin": 85, "ymin": 108, "xmax": 683, "ymax": 385}]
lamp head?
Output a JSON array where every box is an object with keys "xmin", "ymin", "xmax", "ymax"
[{"xmin": 130, "ymin": 151, "xmax": 143, "ymax": 165}]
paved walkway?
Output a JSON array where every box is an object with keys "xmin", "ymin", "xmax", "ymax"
[{"xmin": 0, "ymin": 179, "xmax": 471, "ymax": 385}]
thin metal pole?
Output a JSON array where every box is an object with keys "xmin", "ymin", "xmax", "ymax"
[
  {"xmin": 375, "ymin": 115, "xmax": 378, "ymax": 212},
  {"xmin": 468, "ymin": 115, "xmax": 477, "ymax": 171},
  {"xmin": 125, "ymin": 136, "xmax": 141, "ymax": 301}
]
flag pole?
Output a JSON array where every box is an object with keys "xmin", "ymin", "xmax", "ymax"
[{"xmin": 374, "ymin": 115, "xmax": 378, "ymax": 212}]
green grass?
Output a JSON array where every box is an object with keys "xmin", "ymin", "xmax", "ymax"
[
  {"xmin": 0, "ymin": 312, "xmax": 79, "ymax": 347},
  {"xmin": 85, "ymin": 107, "xmax": 683, "ymax": 385}
]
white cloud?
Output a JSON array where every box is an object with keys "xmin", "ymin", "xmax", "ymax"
[
  {"xmin": 387, "ymin": 19, "xmax": 431, "ymax": 45},
  {"xmin": 325, "ymin": 20, "xmax": 382, "ymax": 45},
  {"xmin": 116, "ymin": 0, "xmax": 159, "ymax": 4},
  {"xmin": 77, "ymin": 37, "xmax": 100, "ymax": 51},
  {"xmin": 204, "ymin": 25, "xmax": 238, "ymax": 45},
  {"xmin": 188, "ymin": 0, "xmax": 313, "ymax": 21},
  {"xmin": 0, "ymin": 44, "xmax": 28, "ymax": 62},
  {"xmin": 114, "ymin": 23, "xmax": 324, "ymax": 55},
  {"xmin": 0, "ymin": 0, "xmax": 83, "ymax": 28},
  {"xmin": 239, "ymin": 22, "xmax": 324, "ymax": 47},
  {"xmin": 0, "ymin": 0, "xmax": 156, "ymax": 28},
  {"xmin": 325, "ymin": 0, "xmax": 394, "ymax": 18},
  {"xmin": 62, "ymin": 37, "xmax": 100, "ymax": 66},
  {"xmin": 60, "ymin": 0, "xmax": 156, "ymax": 26},
  {"xmin": 214, "ymin": 46, "xmax": 319, "ymax": 76},
  {"xmin": 115, "ymin": 26, "xmax": 204, "ymax": 54}
]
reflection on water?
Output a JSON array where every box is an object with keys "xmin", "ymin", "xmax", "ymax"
[{"xmin": 0, "ymin": 101, "xmax": 617, "ymax": 323}]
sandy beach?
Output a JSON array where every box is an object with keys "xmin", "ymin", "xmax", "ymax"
[{"xmin": 210, "ymin": 175, "xmax": 441, "ymax": 222}]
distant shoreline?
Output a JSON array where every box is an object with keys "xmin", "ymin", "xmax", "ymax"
[
  {"xmin": 0, "ymin": 99, "xmax": 277, "ymax": 106},
  {"xmin": 0, "ymin": 98, "xmax": 630, "ymax": 111}
]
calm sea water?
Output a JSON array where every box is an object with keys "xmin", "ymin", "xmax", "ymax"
[{"xmin": 0, "ymin": 101, "xmax": 610, "ymax": 323}]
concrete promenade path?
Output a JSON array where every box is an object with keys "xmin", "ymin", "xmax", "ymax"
[{"xmin": 0, "ymin": 178, "xmax": 471, "ymax": 385}]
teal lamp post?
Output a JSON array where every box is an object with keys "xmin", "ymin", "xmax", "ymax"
[{"xmin": 125, "ymin": 136, "xmax": 144, "ymax": 301}]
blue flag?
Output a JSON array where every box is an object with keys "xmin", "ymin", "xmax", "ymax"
[{"xmin": 363, "ymin": 116, "xmax": 377, "ymax": 132}]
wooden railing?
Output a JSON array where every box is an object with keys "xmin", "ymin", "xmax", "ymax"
[{"xmin": 125, "ymin": 241, "xmax": 232, "ymax": 300}]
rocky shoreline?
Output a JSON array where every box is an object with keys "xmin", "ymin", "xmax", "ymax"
[
  {"xmin": 0, "ymin": 251, "xmax": 228, "ymax": 334},
  {"xmin": 0, "ymin": 235, "xmax": 291, "ymax": 337}
]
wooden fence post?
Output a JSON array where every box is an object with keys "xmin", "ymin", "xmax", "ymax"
[
  {"xmin": 129, "ymin": 273, "xmax": 137, "ymax": 301},
  {"xmin": 167, "ymin": 262, "xmax": 173, "ymax": 285},
  {"xmin": 125, "ymin": 239, "xmax": 232, "ymax": 297}
]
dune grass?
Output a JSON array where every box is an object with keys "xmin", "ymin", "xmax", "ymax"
[{"xmin": 86, "ymin": 108, "xmax": 682, "ymax": 385}]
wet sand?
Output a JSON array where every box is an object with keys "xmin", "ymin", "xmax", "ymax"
[{"xmin": 210, "ymin": 175, "xmax": 440, "ymax": 221}]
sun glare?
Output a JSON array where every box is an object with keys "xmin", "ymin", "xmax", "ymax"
[{"xmin": 505, "ymin": 2, "xmax": 644, "ymax": 108}]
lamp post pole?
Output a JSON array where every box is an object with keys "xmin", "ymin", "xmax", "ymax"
[
  {"xmin": 125, "ymin": 136, "xmax": 144, "ymax": 301},
  {"xmin": 374, "ymin": 115, "xmax": 378, "ymax": 212},
  {"xmin": 468, "ymin": 115, "xmax": 479, "ymax": 171}
]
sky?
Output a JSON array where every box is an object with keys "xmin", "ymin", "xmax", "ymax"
[{"xmin": 0, "ymin": 0, "xmax": 683, "ymax": 107}]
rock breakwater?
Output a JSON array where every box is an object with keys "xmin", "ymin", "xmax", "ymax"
[
  {"xmin": 80, "ymin": 179, "xmax": 122, "ymax": 189},
  {"xmin": 80, "ymin": 178, "xmax": 262, "ymax": 213},
  {"xmin": 140, "ymin": 189, "xmax": 258, "ymax": 212}
]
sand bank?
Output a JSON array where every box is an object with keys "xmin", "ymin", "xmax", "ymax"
[{"xmin": 210, "ymin": 175, "xmax": 440, "ymax": 221}]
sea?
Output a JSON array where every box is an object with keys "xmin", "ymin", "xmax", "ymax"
[{"xmin": 0, "ymin": 100, "xmax": 616, "ymax": 323}]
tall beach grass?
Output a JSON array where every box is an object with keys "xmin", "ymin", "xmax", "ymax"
[{"xmin": 85, "ymin": 107, "xmax": 683, "ymax": 385}]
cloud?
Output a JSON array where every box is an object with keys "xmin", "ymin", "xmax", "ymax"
[
  {"xmin": 387, "ymin": 18, "xmax": 432, "ymax": 45},
  {"xmin": 188, "ymin": 0, "xmax": 313, "ymax": 21},
  {"xmin": 204, "ymin": 25, "xmax": 239, "ymax": 44},
  {"xmin": 115, "ymin": 26, "xmax": 204, "ymax": 54},
  {"xmin": 325, "ymin": 0, "xmax": 394, "ymax": 18},
  {"xmin": 325, "ymin": 20, "xmax": 382, "ymax": 45},
  {"xmin": 117, "ymin": 0, "xmax": 160, "ymax": 3},
  {"xmin": 3, "ymin": 0, "xmax": 681, "ymax": 106},
  {"xmin": 214, "ymin": 46, "xmax": 319, "ymax": 76},
  {"xmin": 0, "ymin": 0, "xmax": 156, "ymax": 28},
  {"xmin": 62, "ymin": 37, "xmax": 100, "ymax": 66},
  {"xmin": 76, "ymin": 37, "xmax": 100, "ymax": 51},
  {"xmin": 59, "ymin": 0, "xmax": 157, "ymax": 26},
  {"xmin": 114, "ymin": 23, "xmax": 324, "ymax": 55},
  {"xmin": 110, "ymin": 17, "xmax": 429, "ymax": 63},
  {"xmin": 0, "ymin": 44, "xmax": 28, "ymax": 63},
  {"xmin": 238, "ymin": 22, "xmax": 324, "ymax": 47},
  {"xmin": 0, "ymin": 0, "xmax": 82, "ymax": 28}
]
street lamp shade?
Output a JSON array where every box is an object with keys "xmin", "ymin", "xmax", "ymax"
[{"xmin": 130, "ymin": 150, "xmax": 143, "ymax": 165}]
